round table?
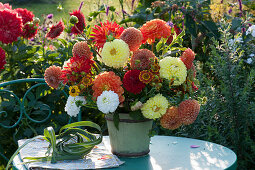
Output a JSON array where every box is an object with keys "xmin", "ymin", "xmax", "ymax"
[
  {"xmin": 103, "ymin": 136, "xmax": 237, "ymax": 170},
  {"xmin": 13, "ymin": 136, "xmax": 237, "ymax": 170}
]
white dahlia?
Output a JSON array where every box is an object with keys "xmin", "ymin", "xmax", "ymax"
[
  {"xmin": 97, "ymin": 90, "xmax": 119, "ymax": 114},
  {"xmin": 65, "ymin": 96, "xmax": 86, "ymax": 117}
]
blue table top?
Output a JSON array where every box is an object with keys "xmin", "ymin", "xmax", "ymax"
[{"xmin": 13, "ymin": 135, "xmax": 237, "ymax": 170}]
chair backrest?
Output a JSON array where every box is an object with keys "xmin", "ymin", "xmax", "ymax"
[{"xmin": 0, "ymin": 78, "xmax": 77, "ymax": 163}]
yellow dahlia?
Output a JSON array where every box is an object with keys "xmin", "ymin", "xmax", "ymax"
[
  {"xmin": 69, "ymin": 85, "xmax": 80, "ymax": 97},
  {"xmin": 141, "ymin": 94, "xmax": 168, "ymax": 119},
  {"xmin": 159, "ymin": 57, "xmax": 187, "ymax": 86},
  {"xmin": 101, "ymin": 39, "xmax": 130, "ymax": 68}
]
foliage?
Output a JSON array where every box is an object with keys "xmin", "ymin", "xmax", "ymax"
[{"xmin": 159, "ymin": 20, "xmax": 255, "ymax": 169}]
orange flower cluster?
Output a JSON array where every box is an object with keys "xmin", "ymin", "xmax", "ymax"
[
  {"xmin": 120, "ymin": 27, "xmax": 143, "ymax": 52},
  {"xmin": 72, "ymin": 41, "xmax": 93, "ymax": 59},
  {"xmin": 140, "ymin": 19, "xmax": 171, "ymax": 44},
  {"xmin": 160, "ymin": 99, "xmax": 200, "ymax": 129},
  {"xmin": 92, "ymin": 71, "xmax": 124, "ymax": 103}
]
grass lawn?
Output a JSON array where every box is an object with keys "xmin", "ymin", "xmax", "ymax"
[{"xmin": 2, "ymin": 0, "xmax": 136, "ymax": 25}]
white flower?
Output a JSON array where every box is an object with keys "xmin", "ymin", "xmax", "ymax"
[
  {"xmin": 97, "ymin": 90, "xmax": 119, "ymax": 114},
  {"xmin": 246, "ymin": 58, "xmax": 253, "ymax": 64},
  {"xmin": 65, "ymin": 96, "xmax": 86, "ymax": 117},
  {"xmin": 246, "ymin": 25, "xmax": 255, "ymax": 37},
  {"xmin": 249, "ymin": 53, "xmax": 254, "ymax": 57},
  {"xmin": 131, "ymin": 101, "xmax": 143, "ymax": 111}
]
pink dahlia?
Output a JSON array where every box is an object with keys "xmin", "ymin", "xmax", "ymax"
[
  {"xmin": 0, "ymin": 47, "xmax": 6, "ymax": 70},
  {"xmin": 180, "ymin": 48, "xmax": 195, "ymax": 70},
  {"xmin": 123, "ymin": 70, "xmax": 145, "ymax": 94},
  {"xmin": 44, "ymin": 65, "xmax": 63, "ymax": 89},
  {"xmin": 119, "ymin": 27, "xmax": 143, "ymax": 52},
  {"xmin": 46, "ymin": 20, "xmax": 64, "ymax": 39},
  {"xmin": 0, "ymin": 9, "xmax": 23, "ymax": 44},
  {"xmin": 70, "ymin": 10, "xmax": 85, "ymax": 34},
  {"xmin": 178, "ymin": 99, "xmax": 200, "ymax": 125},
  {"xmin": 130, "ymin": 49, "xmax": 156, "ymax": 70},
  {"xmin": 14, "ymin": 8, "xmax": 34, "ymax": 25},
  {"xmin": 0, "ymin": 3, "xmax": 12, "ymax": 10},
  {"xmin": 72, "ymin": 41, "xmax": 93, "ymax": 59}
]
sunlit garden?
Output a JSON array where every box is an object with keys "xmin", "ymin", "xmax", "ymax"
[{"xmin": 0, "ymin": 0, "xmax": 254, "ymax": 169}]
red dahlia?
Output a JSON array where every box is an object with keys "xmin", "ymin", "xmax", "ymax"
[
  {"xmin": 14, "ymin": 8, "xmax": 34, "ymax": 25},
  {"xmin": 15, "ymin": 8, "xmax": 37, "ymax": 39},
  {"xmin": 123, "ymin": 70, "xmax": 145, "ymax": 94},
  {"xmin": 0, "ymin": 9, "xmax": 23, "ymax": 44},
  {"xmin": 46, "ymin": 20, "xmax": 64, "ymax": 39},
  {"xmin": 0, "ymin": 47, "xmax": 6, "ymax": 70},
  {"xmin": 61, "ymin": 57, "xmax": 94, "ymax": 84},
  {"xmin": 70, "ymin": 10, "xmax": 86, "ymax": 34},
  {"xmin": 91, "ymin": 21, "xmax": 124, "ymax": 49}
]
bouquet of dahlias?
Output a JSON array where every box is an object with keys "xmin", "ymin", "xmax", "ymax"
[{"xmin": 44, "ymin": 18, "xmax": 200, "ymax": 130}]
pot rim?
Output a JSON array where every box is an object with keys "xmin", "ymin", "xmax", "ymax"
[{"xmin": 105, "ymin": 114, "xmax": 152, "ymax": 123}]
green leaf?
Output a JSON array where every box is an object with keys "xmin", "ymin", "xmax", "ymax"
[
  {"xmin": 129, "ymin": 110, "xmax": 144, "ymax": 120},
  {"xmin": 156, "ymin": 41, "xmax": 163, "ymax": 53},
  {"xmin": 184, "ymin": 14, "xmax": 197, "ymax": 37},
  {"xmin": 113, "ymin": 112, "xmax": 119, "ymax": 130}
]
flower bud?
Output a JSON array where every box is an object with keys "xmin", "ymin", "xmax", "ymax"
[
  {"xmin": 172, "ymin": 4, "xmax": 178, "ymax": 11},
  {"xmin": 80, "ymin": 84, "xmax": 85, "ymax": 89},
  {"xmin": 131, "ymin": 101, "xmax": 143, "ymax": 111},
  {"xmin": 57, "ymin": 5, "xmax": 63, "ymax": 12},
  {"xmin": 70, "ymin": 15, "xmax": 79, "ymax": 24},
  {"xmin": 88, "ymin": 16, "xmax": 93, "ymax": 22},
  {"xmin": 33, "ymin": 17, "xmax": 40, "ymax": 24},
  {"xmin": 145, "ymin": 8, "xmax": 151, "ymax": 14}
]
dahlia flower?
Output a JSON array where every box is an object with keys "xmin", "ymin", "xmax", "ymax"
[
  {"xmin": 72, "ymin": 41, "xmax": 93, "ymax": 59},
  {"xmin": 130, "ymin": 49, "xmax": 156, "ymax": 70},
  {"xmin": 15, "ymin": 8, "xmax": 37, "ymax": 39},
  {"xmin": 97, "ymin": 90, "xmax": 120, "ymax": 114},
  {"xmin": 44, "ymin": 65, "xmax": 63, "ymax": 89},
  {"xmin": 61, "ymin": 57, "xmax": 94, "ymax": 84},
  {"xmin": 180, "ymin": 48, "xmax": 195, "ymax": 69},
  {"xmin": 140, "ymin": 19, "xmax": 171, "ymax": 44},
  {"xmin": 0, "ymin": 3, "xmax": 12, "ymax": 10},
  {"xmin": 123, "ymin": 70, "xmax": 145, "ymax": 94},
  {"xmin": 70, "ymin": 10, "xmax": 86, "ymax": 34},
  {"xmin": 91, "ymin": 21, "xmax": 124, "ymax": 49},
  {"xmin": 65, "ymin": 96, "xmax": 86, "ymax": 117},
  {"xmin": 0, "ymin": 9, "xmax": 23, "ymax": 44},
  {"xmin": 92, "ymin": 71, "xmax": 124, "ymax": 103},
  {"xmin": 131, "ymin": 101, "xmax": 143, "ymax": 111},
  {"xmin": 101, "ymin": 39, "xmax": 130, "ymax": 68},
  {"xmin": 141, "ymin": 94, "xmax": 169, "ymax": 119},
  {"xmin": 46, "ymin": 20, "xmax": 64, "ymax": 39},
  {"xmin": 119, "ymin": 27, "xmax": 143, "ymax": 52},
  {"xmin": 0, "ymin": 47, "xmax": 6, "ymax": 70},
  {"xmin": 178, "ymin": 99, "xmax": 200, "ymax": 125},
  {"xmin": 160, "ymin": 106, "xmax": 182, "ymax": 130},
  {"xmin": 159, "ymin": 57, "xmax": 187, "ymax": 86}
]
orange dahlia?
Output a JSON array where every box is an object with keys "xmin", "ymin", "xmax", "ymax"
[
  {"xmin": 178, "ymin": 99, "xmax": 200, "ymax": 125},
  {"xmin": 70, "ymin": 10, "xmax": 86, "ymax": 34},
  {"xmin": 139, "ymin": 70, "xmax": 154, "ymax": 84},
  {"xmin": 0, "ymin": 9, "xmax": 23, "ymax": 44},
  {"xmin": 160, "ymin": 106, "xmax": 182, "ymax": 130},
  {"xmin": 140, "ymin": 19, "xmax": 171, "ymax": 44},
  {"xmin": 130, "ymin": 49, "xmax": 156, "ymax": 70},
  {"xmin": 180, "ymin": 48, "xmax": 195, "ymax": 70},
  {"xmin": 92, "ymin": 71, "xmax": 124, "ymax": 102},
  {"xmin": 119, "ymin": 27, "xmax": 143, "ymax": 52},
  {"xmin": 46, "ymin": 20, "xmax": 64, "ymax": 39},
  {"xmin": 44, "ymin": 65, "xmax": 63, "ymax": 89},
  {"xmin": 72, "ymin": 41, "xmax": 93, "ymax": 59},
  {"xmin": 90, "ymin": 21, "xmax": 124, "ymax": 49},
  {"xmin": 0, "ymin": 47, "xmax": 6, "ymax": 70}
]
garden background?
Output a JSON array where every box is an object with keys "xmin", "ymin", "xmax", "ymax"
[{"xmin": 0, "ymin": 0, "xmax": 255, "ymax": 169}]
